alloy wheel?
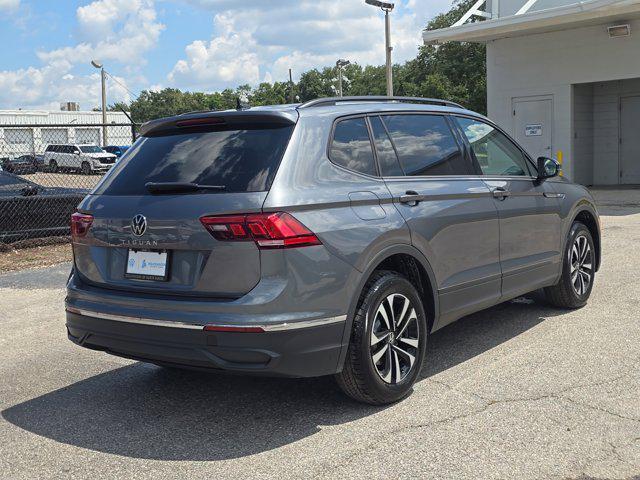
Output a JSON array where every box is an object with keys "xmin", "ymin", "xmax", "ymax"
[
  {"xmin": 370, "ymin": 293, "xmax": 420, "ymax": 384},
  {"xmin": 570, "ymin": 234, "xmax": 593, "ymax": 296}
]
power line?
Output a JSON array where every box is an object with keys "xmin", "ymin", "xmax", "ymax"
[{"xmin": 104, "ymin": 71, "xmax": 139, "ymax": 101}]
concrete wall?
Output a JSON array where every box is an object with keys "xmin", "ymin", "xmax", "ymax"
[{"xmin": 486, "ymin": 18, "xmax": 640, "ymax": 183}]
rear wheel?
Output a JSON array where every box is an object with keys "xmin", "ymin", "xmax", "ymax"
[
  {"xmin": 544, "ymin": 222, "xmax": 595, "ymax": 308},
  {"xmin": 49, "ymin": 160, "xmax": 58, "ymax": 173},
  {"xmin": 81, "ymin": 161, "xmax": 92, "ymax": 175},
  {"xmin": 336, "ymin": 271, "xmax": 427, "ymax": 405}
]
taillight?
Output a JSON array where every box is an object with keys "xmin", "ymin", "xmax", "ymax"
[
  {"xmin": 200, "ymin": 212, "xmax": 321, "ymax": 249},
  {"xmin": 71, "ymin": 212, "xmax": 93, "ymax": 239}
]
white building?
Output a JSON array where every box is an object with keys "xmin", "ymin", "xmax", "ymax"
[
  {"xmin": 423, "ymin": 0, "xmax": 640, "ymax": 185},
  {"xmin": 0, "ymin": 110, "xmax": 132, "ymax": 157}
]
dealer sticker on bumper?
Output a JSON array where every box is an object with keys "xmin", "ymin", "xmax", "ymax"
[{"xmin": 125, "ymin": 250, "xmax": 169, "ymax": 280}]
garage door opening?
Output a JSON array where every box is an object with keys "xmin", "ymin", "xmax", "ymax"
[{"xmin": 573, "ymin": 79, "xmax": 640, "ymax": 186}]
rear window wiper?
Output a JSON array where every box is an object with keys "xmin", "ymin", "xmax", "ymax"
[{"xmin": 145, "ymin": 182, "xmax": 226, "ymax": 194}]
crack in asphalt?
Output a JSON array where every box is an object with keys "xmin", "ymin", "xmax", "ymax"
[{"xmin": 315, "ymin": 373, "xmax": 640, "ymax": 478}]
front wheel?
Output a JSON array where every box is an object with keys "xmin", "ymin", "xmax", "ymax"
[
  {"xmin": 336, "ymin": 271, "xmax": 427, "ymax": 405},
  {"xmin": 544, "ymin": 222, "xmax": 596, "ymax": 308},
  {"xmin": 49, "ymin": 160, "xmax": 58, "ymax": 173},
  {"xmin": 81, "ymin": 161, "xmax": 92, "ymax": 175}
]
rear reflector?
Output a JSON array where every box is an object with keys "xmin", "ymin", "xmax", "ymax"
[
  {"xmin": 200, "ymin": 212, "xmax": 321, "ymax": 249},
  {"xmin": 71, "ymin": 212, "xmax": 93, "ymax": 239},
  {"xmin": 203, "ymin": 325, "xmax": 265, "ymax": 333}
]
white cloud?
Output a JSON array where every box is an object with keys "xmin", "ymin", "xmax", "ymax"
[
  {"xmin": 0, "ymin": 0, "xmax": 163, "ymax": 110},
  {"xmin": 168, "ymin": 13, "xmax": 260, "ymax": 90},
  {"xmin": 0, "ymin": 0, "xmax": 19, "ymax": 12},
  {"xmin": 169, "ymin": 0, "xmax": 448, "ymax": 91}
]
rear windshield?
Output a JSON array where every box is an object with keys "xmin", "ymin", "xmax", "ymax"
[{"xmin": 94, "ymin": 126, "xmax": 294, "ymax": 195}]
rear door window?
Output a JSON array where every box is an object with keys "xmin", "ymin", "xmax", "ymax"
[
  {"xmin": 94, "ymin": 126, "xmax": 294, "ymax": 195},
  {"xmin": 329, "ymin": 117, "xmax": 377, "ymax": 176},
  {"xmin": 381, "ymin": 114, "xmax": 470, "ymax": 176}
]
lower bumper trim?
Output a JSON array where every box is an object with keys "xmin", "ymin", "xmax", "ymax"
[{"xmin": 65, "ymin": 306, "xmax": 346, "ymax": 332}]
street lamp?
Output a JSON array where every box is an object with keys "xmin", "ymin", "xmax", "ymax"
[
  {"xmin": 365, "ymin": 0, "xmax": 395, "ymax": 97},
  {"xmin": 91, "ymin": 59, "xmax": 107, "ymax": 146},
  {"xmin": 336, "ymin": 59, "xmax": 350, "ymax": 97}
]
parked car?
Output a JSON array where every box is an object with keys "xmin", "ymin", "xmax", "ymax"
[
  {"xmin": 43, "ymin": 144, "xmax": 117, "ymax": 174},
  {"xmin": 33, "ymin": 154, "xmax": 46, "ymax": 171},
  {"xmin": 1, "ymin": 155, "xmax": 38, "ymax": 175},
  {"xmin": 0, "ymin": 171, "xmax": 87, "ymax": 242},
  {"xmin": 65, "ymin": 96, "xmax": 601, "ymax": 404},
  {"xmin": 103, "ymin": 145, "xmax": 130, "ymax": 158}
]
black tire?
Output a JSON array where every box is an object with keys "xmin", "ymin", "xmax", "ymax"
[
  {"xmin": 81, "ymin": 161, "xmax": 92, "ymax": 175},
  {"xmin": 49, "ymin": 160, "xmax": 58, "ymax": 173},
  {"xmin": 544, "ymin": 222, "xmax": 595, "ymax": 309},
  {"xmin": 336, "ymin": 270, "xmax": 428, "ymax": 405}
]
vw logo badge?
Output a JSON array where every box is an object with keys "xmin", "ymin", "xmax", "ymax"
[{"xmin": 131, "ymin": 214, "xmax": 147, "ymax": 237}]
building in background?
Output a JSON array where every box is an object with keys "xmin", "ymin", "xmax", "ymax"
[
  {"xmin": 0, "ymin": 109, "xmax": 132, "ymax": 157},
  {"xmin": 423, "ymin": 0, "xmax": 640, "ymax": 185}
]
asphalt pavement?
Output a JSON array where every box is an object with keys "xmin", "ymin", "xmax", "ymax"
[{"xmin": 1, "ymin": 193, "xmax": 639, "ymax": 479}]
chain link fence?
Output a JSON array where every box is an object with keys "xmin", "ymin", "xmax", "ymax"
[{"xmin": 0, "ymin": 123, "xmax": 136, "ymax": 246}]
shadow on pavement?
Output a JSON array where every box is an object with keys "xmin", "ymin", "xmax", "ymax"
[{"xmin": 2, "ymin": 294, "xmax": 561, "ymax": 461}]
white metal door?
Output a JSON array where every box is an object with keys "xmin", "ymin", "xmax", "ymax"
[
  {"xmin": 41, "ymin": 128, "xmax": 68, "ymax": 146},
  {"xmin": 512, "ymin": 96, "xmax": 553, "ymax": 162},
  {"xmin": 75, "ymin": 128, "xmax": 101, "ymax": 146},
  {"xmin": 620, "ymin": 96, "xmax": 640, "ymax": 184},
  {"xmin": 3, "ymin": 128, "xmax": 34, "ymax": 156}
]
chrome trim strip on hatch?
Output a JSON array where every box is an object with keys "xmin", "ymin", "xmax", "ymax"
[{"xmin": 65, "ymin": 306, "xmax": 347, "ymax": 331}]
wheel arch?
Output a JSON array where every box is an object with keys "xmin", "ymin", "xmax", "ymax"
[
  {"xmin": 335, "ymin": 244, "xmax": 439, "ymax": 372},
  {"xmin": 572, "ymin": 207, "xmax": 601, "ymax": 272}
]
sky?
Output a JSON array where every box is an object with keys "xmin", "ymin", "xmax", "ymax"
[{"xmin": 0, "ymin": 0, "xmax": 453, "ymax": 111}]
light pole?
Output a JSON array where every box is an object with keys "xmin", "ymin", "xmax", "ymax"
[
  {"xmin": 365, "ymin": 0, "xmax": 395, "ymax": 97},
  {"xmin": 91, "ymin": 60, "xmax": 107, "ymax": 146},
  {"xmin": 336, "ymin": 59, "xmax": 350, "ymax": 97}
]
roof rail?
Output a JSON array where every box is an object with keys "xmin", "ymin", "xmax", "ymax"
[{"xmin": 297, "ymin": 96, "xmax": 464, "ymax": 109}]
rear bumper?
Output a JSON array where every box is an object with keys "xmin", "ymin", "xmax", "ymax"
[{"xmin": 65, "ymin": 308, "xmax": 346, "ymax": 378}]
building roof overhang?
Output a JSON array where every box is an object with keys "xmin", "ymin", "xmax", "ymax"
[{"xmin": 422, "ymin": 0, "xmax": 640, "ymax": 44}]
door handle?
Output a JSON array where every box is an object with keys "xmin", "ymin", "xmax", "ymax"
[
  {"xmin": 491, "ymin": 187, "xmax": 511, "ymax": 200},
  {"xmin": 399, "ymin": 191, "xmax": 423, "ymax": 205}
]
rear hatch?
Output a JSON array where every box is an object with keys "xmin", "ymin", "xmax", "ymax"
[{"xmin": 72, "ymin": 110, "xmax": 297, "ymax": 298}]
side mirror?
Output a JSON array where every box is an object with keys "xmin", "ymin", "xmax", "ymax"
[{"xmin": 536, "ymin": 157, "xmax": 560, "ymax": 181}]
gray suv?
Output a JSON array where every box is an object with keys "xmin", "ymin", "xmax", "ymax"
[{"xmin": 66, "ymin": 97, "xmax": 600, "ymax": 404}]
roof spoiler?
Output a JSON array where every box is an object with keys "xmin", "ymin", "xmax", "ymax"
[
  {"xmin": 298, "ymin": 96, "xmax": 464, "ymax": 109},
  {"xmin": 139, "ymin": 110, "xmax": 298, "ymax": 137}
]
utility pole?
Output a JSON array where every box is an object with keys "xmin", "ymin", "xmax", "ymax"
[
  {"xmin": 384, "ymin": 7, "xmax": 393, "ymax": 96},
  {"xmin": 365, "ymin": 0, "xmax": 395, "ymax": 97},
  {"xmin": 100, "ymin": 67, "xmax": 107, "ymax": 146},
  {"xmin": 91, "ymin": 60, "xmax": 108, "ymax": 146}
]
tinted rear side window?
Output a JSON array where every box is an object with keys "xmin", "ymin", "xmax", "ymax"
[
  {"xmin": 94, "ymin": 126, "xmax": 294, "ymax": 195},
  {"xmin": 381, "ymin": 114, "xmax": 469, "ymax": 176},
  {"xmin": 329, "ymin": 117, "xmax": 377, "ymax": 176},
  {"xmin": 370, "ymin": 116, "xmax": 403, "ymax": 176}
]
